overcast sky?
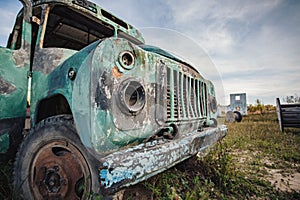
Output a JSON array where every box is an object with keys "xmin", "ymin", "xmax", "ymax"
[{"xmin": 0, "ymin": 0, "xmax": 299, "ymax": 105}]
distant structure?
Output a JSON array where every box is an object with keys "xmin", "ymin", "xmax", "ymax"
[
  {"xmin": 219, "ymin": 93, "xmax": 247, "ymax": 123},
  {"xmin": 229, "ymin": 93, "xmax": 247, "ymax": 116},
  {"xmin": 217, "ymin": 93, "xmax": 247, "ymax": 122}
]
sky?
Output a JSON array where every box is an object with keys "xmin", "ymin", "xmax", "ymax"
[{"xmin": 0, "ymin": 0, "xmax": 299, "ymax": 105}]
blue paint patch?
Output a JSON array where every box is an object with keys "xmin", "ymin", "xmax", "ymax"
[
  {"xmin": 102, "ymin": 162, "xmax": 108, "ymax": 167},
  {"xmin": 100, "ymin": 167, "xmax": 134, "ymax": 188}
]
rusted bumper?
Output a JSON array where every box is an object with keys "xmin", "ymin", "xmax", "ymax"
[{"xmin": 99, "ymin": 125, "xmax": 227, "ymax": 193}]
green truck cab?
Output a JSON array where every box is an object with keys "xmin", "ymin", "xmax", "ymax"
[{"xmin": 0, "ymin": 0, "xmax": 227, "ymax": 198}]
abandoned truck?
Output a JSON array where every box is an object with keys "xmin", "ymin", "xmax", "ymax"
[{"xmin": 0, "ymin": 0, "xmax": 227, "ymax": 198}]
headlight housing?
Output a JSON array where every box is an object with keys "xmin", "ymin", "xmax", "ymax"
[
  {"xmin": 118, "ymin": 79, "xmax": 146, "ymax": 115},
  {"xmin": 118, "ymin": 51, "xmax": 135, "ymax": 70}
]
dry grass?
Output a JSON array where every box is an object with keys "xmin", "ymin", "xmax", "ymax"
[{"xmin": 123, "ymin": 113, "xmax": 300, "ymax": 199}]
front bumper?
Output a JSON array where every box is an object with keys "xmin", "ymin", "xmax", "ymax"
[{"xmin": 99, "ymin": 124, "xmax": 227, "ymax": 193}]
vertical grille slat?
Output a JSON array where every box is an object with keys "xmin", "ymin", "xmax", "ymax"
[
  {"xmin": 173, "ymin": 70, "xmax": 179, "ymax": 119},
  {"xmin": 193, "ymin": 79, "xmax": 199, "ymax": 117},
  {"xmin": 189, "ymin": 77, "xmax": 195, "ymax": 118},
  {"xmin": 196, "ymin": 80, "xmax": 202, "ymax": 118},
  {"xmin": 179, "ymin": 72, "xmax": 185, "ymax": 119},
  {"xmin": 176, "ymin": 71, "xmax": 182, "ymax": 119},
  {"xmin": 166, "ymin": 68, "xmax": 171, "ymax": 119},
  {"xmin": 204, "ymin": 82, "xmax": 207, "ymax": 116},
  {"xmin": 184, "ymin": 75, "xmax": 189, "ymax": 118}
]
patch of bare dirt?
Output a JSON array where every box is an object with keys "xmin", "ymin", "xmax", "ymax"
[
  {"xmin": 267, "ymin": 168, "xmax": 300, "ymax": 192},
  {"xmin": 236, "ymin": 151, "xmax": 300, "ymax": 193}
]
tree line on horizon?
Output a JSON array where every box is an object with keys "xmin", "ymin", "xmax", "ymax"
[
  {"xmin": 247, "ymin": 99, "xmax": 276, "ymax": 114},
  {"xmin": 282, "ymin": 95, "xmax": 300, "ymax": 104},
  {"xmin": 247, "ymin": 95, "xmax": 299, "ymax": 114}
]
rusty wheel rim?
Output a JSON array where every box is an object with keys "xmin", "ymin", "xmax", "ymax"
[{"xmin": 29, "ymin": 140, "xmax": 91, "ymax": 199}]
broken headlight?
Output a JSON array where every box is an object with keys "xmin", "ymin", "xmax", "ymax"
[
  {"xmin": 118, "ymin": 79, "xmax": 146, "ymax": 114},
  {"xmin": 118, "ymin": 51, "xmax": 135, "ymax": 70}
]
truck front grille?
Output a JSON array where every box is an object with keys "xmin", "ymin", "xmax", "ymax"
[{"xmin": 164, "ymin": 66, "xmax": 207, "ymax": 122}]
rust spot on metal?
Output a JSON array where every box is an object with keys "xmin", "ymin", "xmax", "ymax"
[{"xmin": 112, "ymin": 66, "xmax": 123, "ymax": 78}]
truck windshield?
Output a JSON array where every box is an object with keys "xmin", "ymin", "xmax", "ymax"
[{"xmin": 43, "ymin": 5, "xmax": 114, "ymax": 50}]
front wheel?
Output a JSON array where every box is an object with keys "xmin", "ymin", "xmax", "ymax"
[{"xmin": 13, "ymin": 115, "xmax": 99, "ymax": 199}]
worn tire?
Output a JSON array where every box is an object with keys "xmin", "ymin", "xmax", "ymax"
[
  {"xmin": 13, "ymin": 115, "xmax": 100, "ymax": 199},
  {"xmin": 234, "ymin": 111, "xmax": 243, "ymax": 122}
]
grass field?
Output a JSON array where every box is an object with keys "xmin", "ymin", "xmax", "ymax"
[
  {"xmin": 1, "ymin": 113, "xmax": 300, "ymax": 199},
  {"xmin": 122, "ymin": 113, "xmax": 300, "ymax": 199}
]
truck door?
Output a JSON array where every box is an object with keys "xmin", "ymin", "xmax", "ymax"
[{"xmin": 0, "ymin": 5, "xmax": 40, "ymax": 161}]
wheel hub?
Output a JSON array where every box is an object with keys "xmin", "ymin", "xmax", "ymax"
[
  {"xmin": 29, "ymin": 141, "xmax": 91, "ymax": 199},
  {"xmin": 44, "ymin": 167, "xmax": 63, "ymax": 193}
]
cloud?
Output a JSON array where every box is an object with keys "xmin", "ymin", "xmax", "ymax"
[
  {"xmin": 0, "ymin": 0, "xmax": 298, "ymax": 105},
  {"xmin": 162, "ymin": 0, "xmax": 285, "ymax": 56},
  {"xmin": 93, "ymin": 0, "xmax": 172, "ymax": 28}
]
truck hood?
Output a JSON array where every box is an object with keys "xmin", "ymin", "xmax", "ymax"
[{"xmin": 139, "ymin": 44, "xmax": 199, "ymax": 74}]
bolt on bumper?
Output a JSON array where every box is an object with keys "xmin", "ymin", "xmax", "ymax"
[{"xmin": 99, "ymin": 125, "xmax": 227, "ymax": 193}]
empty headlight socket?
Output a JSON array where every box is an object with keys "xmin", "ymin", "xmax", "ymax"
[
  {"xmin": 118, "ymin": 79, "xmax": 146, "ymax": 115},
  {"xmin": 118, "ymin": 51, "xmax": 135, "ymax": 71}
]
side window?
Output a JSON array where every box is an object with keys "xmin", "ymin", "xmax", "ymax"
[
  {"xmin": 7, "ymin": 7, "xmax": 42, "ymax": 51},
  {"xmin": 7, "ymin": 13, "xmax": 23, "ymax": 50},
  {"xmin": 43, "ymin": 6, "xmax": 114, "ymax": 50}
]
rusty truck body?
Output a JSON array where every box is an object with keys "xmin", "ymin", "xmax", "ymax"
[{"xmin": 0, "ymin": 0, "xmax": 227, "ymax": 198}]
